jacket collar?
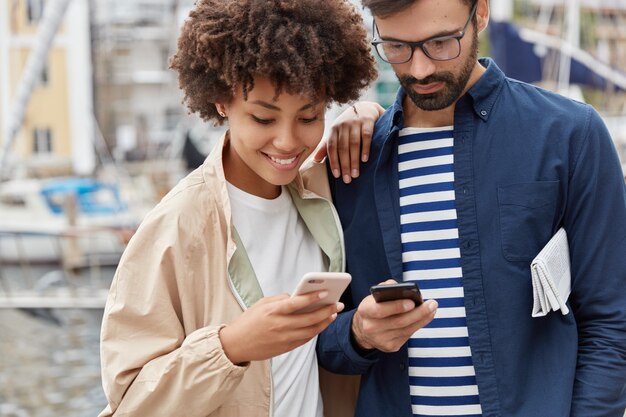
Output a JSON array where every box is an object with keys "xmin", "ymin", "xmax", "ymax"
[
  {"xmin": 201, "ymin": 132, "xmax": 344, "ymax": 307},
  {"xmin": 465, "ymin": 57, "xmax": 506, "ymax": 122},
  {"xmin": 201, "ymin": 132, "xmax": 264, "ymax": 308}
]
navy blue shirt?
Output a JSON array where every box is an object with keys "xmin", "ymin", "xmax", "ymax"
[{"xmin": 317, "ymin": 59, "xmax": 626, "ymax": 417}]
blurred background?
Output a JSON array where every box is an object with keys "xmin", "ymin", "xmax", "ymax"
[{"xmin": 0, "ymin": 0, "xmax": 625, "ymax": 415}]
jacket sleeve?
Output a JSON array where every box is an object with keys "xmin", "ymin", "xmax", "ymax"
[
  {"xmin": 565, "ymin": 107, "xmax": 626, "ymax": 416},
  {"xmin": 316, "ymin": 308, "xmax": 379, "ymax": 374},
  {"xmin": 99, "ymin": 231, "xmax": 248, "ymax": 416}
]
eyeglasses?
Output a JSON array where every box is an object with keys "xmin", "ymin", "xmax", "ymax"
[{"xmin": 371, "ymin": 2, "xmax": 478, "ymax": 64}]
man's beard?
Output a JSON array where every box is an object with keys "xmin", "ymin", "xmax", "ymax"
[{"xmin": 399, "ymin": 32, "xmax": 478, "ymax": 111}]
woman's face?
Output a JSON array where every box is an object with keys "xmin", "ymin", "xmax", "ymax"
[{"xmin": 219, "ymin": 76, "xmax": 326, "ymax": 199}]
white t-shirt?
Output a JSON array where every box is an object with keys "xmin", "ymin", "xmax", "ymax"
[{"xmin": 226, "ymin": 183, "xmax": 325, "ymax": 417}]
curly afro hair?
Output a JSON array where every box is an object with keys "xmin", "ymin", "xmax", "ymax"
[{"xmin": 170, "ymin": 0, "xmax": 378, "ymax": 124}]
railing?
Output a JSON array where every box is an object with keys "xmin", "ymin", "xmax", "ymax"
[{"xmin": 0, "ymin": 228, "xmax": 126, "ymax": 309}]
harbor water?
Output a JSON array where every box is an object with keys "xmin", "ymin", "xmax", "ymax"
[{"xmin": 0, "ymin": 309, "xmax": 106, "ymax": 416}]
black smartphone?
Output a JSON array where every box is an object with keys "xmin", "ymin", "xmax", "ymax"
[{"xmin": 370, "ymin": 282, "xmax": 423, "ymax": 305}]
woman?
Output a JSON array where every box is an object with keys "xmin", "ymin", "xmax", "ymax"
[{"xmin": 98, "ymin": 0, "xmax": 379, "ymax": 416}]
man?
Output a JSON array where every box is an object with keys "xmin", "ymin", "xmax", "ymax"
[{"xmin": 316, "ymin": 0, "xmax": 626, "ymax": 416}]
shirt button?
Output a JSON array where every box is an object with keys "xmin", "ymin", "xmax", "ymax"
[
  {"xmin": 480, "ymin": 110, "xmax": 488, "ymax": 117},
  {"xmin": 399, "ymin": 363, "xmax": 406, "ymax": 371}
]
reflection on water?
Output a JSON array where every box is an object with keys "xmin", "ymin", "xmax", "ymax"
[{"xmin": 0, "ymin": 309, "xmax": 106, "ymax": 416}]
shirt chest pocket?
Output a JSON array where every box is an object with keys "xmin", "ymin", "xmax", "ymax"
[{"xmin": 497, "ymin": 181, "xmax": 560, "ymax": 262}]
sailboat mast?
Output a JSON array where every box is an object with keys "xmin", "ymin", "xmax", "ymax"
[{"xmin": 559, "ymin": 0, "xmax": 581, "ymax": 92}]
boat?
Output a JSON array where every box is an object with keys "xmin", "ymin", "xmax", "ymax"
[
  {"xmin": 0, "ymin": 176, "xmax": 150, "ymax": 309},
  {"xmin": 0, "ymin": 177, "xmax": 139, "ymax": 266}
]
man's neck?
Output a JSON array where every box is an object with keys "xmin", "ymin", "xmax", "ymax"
[
  {"xmin": 402, "ymin": 61, "xmax": 487, "ymax": 129},
  {"xmin": 403, "ymin": 102, "xmax": 455, "ymax": 128}
]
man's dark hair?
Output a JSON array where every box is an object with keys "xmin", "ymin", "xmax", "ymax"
[
  {"xmin": 170, "ymin": 0, "xmax": 378, "ymax": 124},
  {"xmin": 362, "ymin": 0, "xmax": 477, "ymax": 18}
]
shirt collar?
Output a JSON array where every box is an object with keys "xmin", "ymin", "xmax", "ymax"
[
  {"xmin": 466, "ymin": 57, "xmax": 506, "ymax": 121},
  {"xmin": 387, "ymin": 57, "xmax": 506, "ymax": 130}
]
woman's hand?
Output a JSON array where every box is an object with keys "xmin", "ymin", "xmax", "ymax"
[
  {"xmin": 314, "ymin": 101, "xmax": 384, "ymax": 184},
  {"xmin": 219, "ymin": 291, "xmax": 344, "ymax": 365}
]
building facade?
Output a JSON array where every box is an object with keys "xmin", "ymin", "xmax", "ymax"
[{"xmin": 0, "ymin": 0, "xmax": 95, "ymax": 176}]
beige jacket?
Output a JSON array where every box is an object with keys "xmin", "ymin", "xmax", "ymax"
[{"xmin": 99, "ymin": 133, "xmax": 358, "ymax": 417}]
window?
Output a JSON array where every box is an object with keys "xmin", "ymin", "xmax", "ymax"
[
  {"xmin": 38, "ymin": 62, "xmax": 49, "ymax": 87},
  {"xmin": 161, "ymin": 47, "xmax": 170, "ymax": 70},
  {"xmin": 164, "ymin": 107, "xmax": 181, "ymax": 131},
  {"xmin": 33, "ymin": 128, "xmax": 53, "ymax": 154},
  {"xmin": 27, "ymin": 0, "xmax": 44, "ymax": 24}
]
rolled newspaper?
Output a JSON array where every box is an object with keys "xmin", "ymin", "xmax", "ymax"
[{"xmin": 530, "ymin": 228, "xmax": 571, "ymax": 317}]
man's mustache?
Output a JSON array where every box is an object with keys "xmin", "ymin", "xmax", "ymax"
[{"xmin": 399, "ymin": 73, "xmax": 454, "ymax": 86}]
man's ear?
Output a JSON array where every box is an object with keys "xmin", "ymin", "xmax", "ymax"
[{"xmin": 476, "ymin": 0, "xmax": 490, "ymax": 34}]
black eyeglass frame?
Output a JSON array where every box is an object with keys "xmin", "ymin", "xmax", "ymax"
[{"xmin": 371, "ymin": 1, "xmax": 478, "ymax": 64}]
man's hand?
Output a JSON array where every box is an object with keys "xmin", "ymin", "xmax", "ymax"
[
  {"xmin": 351, "ymin": 280, "xmax": 437, "ymax": 352},
  {"xmin": 314, "ymin": 101, "xmax": 384, "ymax": 183},
  {"xmin": 219, "ymin": 291, "xmax": 344, "ymax": 365}
]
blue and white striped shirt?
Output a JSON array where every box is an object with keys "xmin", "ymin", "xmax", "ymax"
[{"xmin": 398, "ymin": 126, "xmax": 482, "ymax": 417}]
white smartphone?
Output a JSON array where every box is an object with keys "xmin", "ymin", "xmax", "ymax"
[{"xmin": 292, "ymin": 272, "xmax": 352, "ymax": 313}]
